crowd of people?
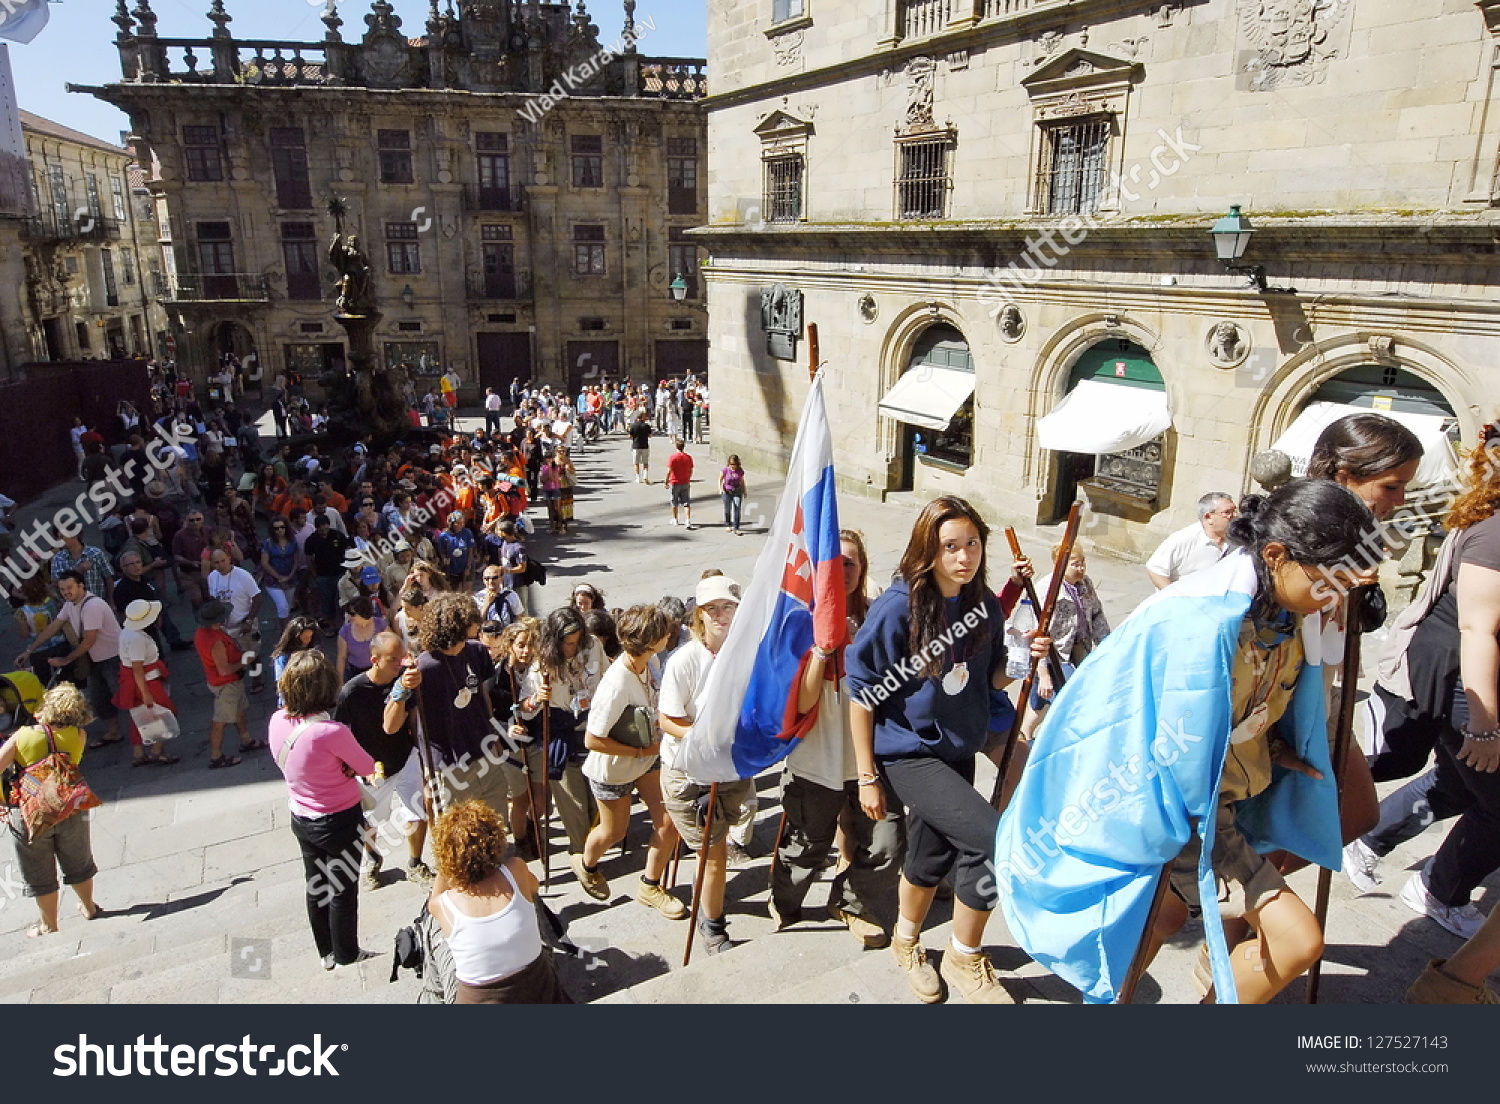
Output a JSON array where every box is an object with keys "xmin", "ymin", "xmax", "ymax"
[{"xmin": 2, "ymin": 367, "xmax": 1498, "ymax": 1007}]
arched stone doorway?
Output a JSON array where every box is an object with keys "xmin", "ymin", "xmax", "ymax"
[
  {"xmin": 876, "ymin": 323, "xmax": 976, "ymax": 494},
  {"xmin": 1037, "ymin": 338, "xmax": 1171, "ymax": 524}
]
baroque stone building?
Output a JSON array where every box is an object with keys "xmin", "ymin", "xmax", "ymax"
[
  {"xmin": 702, "ymin": 0, "xmax": 1500, "ymax": 564},
  {"xmin": 77, "ymin": 0, "xmax": 708, "ymax": 401},
  {"xmin": 18, "ymin": 111, "xmax": 167, "ymax": 365}
]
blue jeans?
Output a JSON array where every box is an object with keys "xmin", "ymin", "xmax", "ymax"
[{"xmin": 722, "ymin": 492, "xmax": 743, "ymax": 530}]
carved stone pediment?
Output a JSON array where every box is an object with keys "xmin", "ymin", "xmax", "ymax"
[
  {"xmin": 1022, "ymin": 48, "xmax": 1140, "ymax": 92},
  {"xmin": 753, "ymin": 110, "xmax": 814, "ymax": 141}
]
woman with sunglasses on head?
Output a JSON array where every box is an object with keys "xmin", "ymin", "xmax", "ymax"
[{"xmin": 848, "ymin": 497, "xmax": 1043, "ymax": 1004}]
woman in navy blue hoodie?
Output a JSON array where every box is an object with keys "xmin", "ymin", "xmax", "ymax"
[{"xmin": 848, "ymin": 495, "xmax": 1041, "ymax": 1005}]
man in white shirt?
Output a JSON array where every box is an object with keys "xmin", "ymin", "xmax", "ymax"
[
  {"xmin": 18, "ymin": 571, "xmax": 122, "ymax": 744},
  {"xmin": 207, "ymin": 549, "xmax": 265, "ymax": 692},
  {"xmin": 1145, "ymin": 492, "xmax": 1237, "ymax": 589},
  {"xmin": 483, "ymin": 387, "xmax": 504, "ymax": 435}
]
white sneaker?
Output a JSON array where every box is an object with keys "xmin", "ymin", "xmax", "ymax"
[
  {"xmin": 1401, "ymin": 870, "xmax": 1487, "ymax": 939},
  {"xmin": 1342, "ymin": 838, "xmax": 1382, "ymax": 895},
  {"xmin": 670, "ymin": 517, "xmax": 678, "ymax": 526}
]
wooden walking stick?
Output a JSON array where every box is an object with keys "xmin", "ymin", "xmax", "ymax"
[
  {"xmin": 990, "ymin": 502, "xmax": 1083, "ymax": 810},
  {"xmin": 682, "ymin": 782, "xmax": 719, "ymax": 967},
  {"xmin": 1307, "ymin": 584, "xmax": 1368, "ymax": 1005},
  {"xmin": 765, "ymin": 807, "xmax": 790, "ymax": 894},
  {"xmin": 1117, "ymin": 864, "xmax": 1174, "ymax": 1005},
  {"xmin": 410, "ymin": 680, "xmax": 446, "ymax": 819}
]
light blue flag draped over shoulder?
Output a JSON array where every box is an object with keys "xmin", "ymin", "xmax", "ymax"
[
  {"xmin": 995, "ymin": 551, "xmax": 1342, "ymax": 1004},
  {"xmin": 0, "ymin": 0, "xmax": 50, "ymax": 46}
]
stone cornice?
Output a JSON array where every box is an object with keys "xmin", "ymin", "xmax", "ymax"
[{"xmin": 703, "ymin": 0, "xmax": 1190, "ymax": 111}]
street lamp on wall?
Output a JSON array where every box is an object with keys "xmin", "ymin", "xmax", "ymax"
[
  {"xmin": 1209, "ymin": 205, "xmax": 1297, "ymax": 295},
  {"xmin": 401, "ymin": 284, "xmax": 415, "ymax": 309},
  {"xmin": 669, "ymin": 273, "xmax": 688, "ymax": 301}
]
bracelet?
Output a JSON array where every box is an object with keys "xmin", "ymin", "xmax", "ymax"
[
  {"xmin": 812, "ymin": 646, "xmax": 836, "ymax": 660},
  {"xmin": 1461, "ymin": 727, "xmax": 1500, "ymax": 743},
  {"xmin": 389, "ymin": 686, "xmax": 410, "ymax": 703},
  {"xmin": 857, "ymin": 772, "xmax": 880, "ymax": 786}
]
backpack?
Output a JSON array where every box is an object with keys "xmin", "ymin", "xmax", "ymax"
[
  {"xmin": 483, "ymin": 589, "xmax": 520, "ymax": 629},
  {"xmin": 390, "ymin": 902, "xmax": 457, "ymax": 1005},
  {"xmin": 522, "ymin": 556, "xmax": 547, "ymax": 587}
]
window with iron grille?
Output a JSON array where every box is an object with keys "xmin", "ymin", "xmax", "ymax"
[
  {"xmin": 183, "ymin": 125, "xmax": 222, "ymax": 182},
  {"xmin": 385, "ymin": 221, "xmax": 420, "ymax": 274},
  {"xmin": 573, "ymin": 224, "xmax": 606, "ymax": 275},
  {"xmin": 896, "ymin": 138, "xmax": 950, "ymax": 219},
  {"xmin": 667, "ymin": 137, "xmax": 699, "ymax": 215},
  {"xmin": 772, "ymin": 0, "xmax": 805, "ymax": 22},
  {"xmin": 1037, "ymin": 118, "xmax": 1110, "ymax": 216},
  {"xmin": 270, "ymin": 126, "xmax": 312, "ymax": 209},
  {"xmin": 764, "ymin": 155, "xmax": 804, "ymax": 223},
  {"xmin": 282, "ymin": 222, "xmax": 320, "ymax": 300},
  {"xmin": 481, "ymin": 224, "xmax": 513, "ymax": 241},
  {"xmin": 580, "ymin": 318, "xmax": 607, "ymax": 332},
  {"xmin": 572, "ymin": 135, "xmax": 604, "ymax": 188},
  {"xmin": 378, "ymin": 129, "xmax": 414, "ymax": 185}
]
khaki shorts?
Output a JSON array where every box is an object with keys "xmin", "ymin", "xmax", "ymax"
[
  {"xmin": 209, "ymin": 678, "xmax": 247, "ymax": 724},
  {"xmin": 662, "ymin": 768, "xmax": 755, "ymax": 853},
  {"xmin": 1169, "ymin": 802, "xmax": 1286, "ymax": 919}
]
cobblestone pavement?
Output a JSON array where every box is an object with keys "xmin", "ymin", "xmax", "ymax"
[{"xmin": 0, "ymin": 413, "xmax": 1485, "ymax": 1004}]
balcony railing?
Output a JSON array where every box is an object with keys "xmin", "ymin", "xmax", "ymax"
[
  {"xmin": 901, "ymin": 0, "xmax": 954, "ymax": 38},
  {"xmin": 20, "ymin": 213, "xmax": 123, "ymax": 243},
  {"xmin": 639, "ymin": 58, "xmax": 707, "ymax": 100},
  {"xmin": 467, "ymin": 271, "xmax": 533, "ymax": 302},
  {"xmin": 146, "ymin": 38, "xmax": 335, "ymax": 86},
  {"xmin": 461, "ymin": 184, "xmax": 525, "ymax": 214},
  {"xmin": 168, "ymin": 273, "xmax": 271, "ymax": 303}
]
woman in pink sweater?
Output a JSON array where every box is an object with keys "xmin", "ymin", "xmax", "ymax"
[{"xmin": 270, "ymin": 650, "xmax": 377, "ymax": 970}]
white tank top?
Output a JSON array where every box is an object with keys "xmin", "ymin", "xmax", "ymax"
[{"xmin": 439, "ymin": 865, "xmax": 543, "ymax": 985}]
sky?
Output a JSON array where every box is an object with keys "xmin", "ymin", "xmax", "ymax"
[{"xmin": 6, "ymin": 0, "xmax": 708, "ymax": 146}]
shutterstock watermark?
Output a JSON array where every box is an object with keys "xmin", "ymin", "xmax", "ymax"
[{"xmin": 853, "ymin": 604, "xmax": 991, "ymax": 710}]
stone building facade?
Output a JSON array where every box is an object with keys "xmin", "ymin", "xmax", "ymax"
[
  {"xmin": 701, "ymin": 0, "xmax": 1500, "ymax": 564},
  {"xmin": 17, "ymin": 111, "xmax": 166, "ymax": 365},
  {"xmin": 79, "ymin": 0, "xmax": 708, "ymax": 402}
]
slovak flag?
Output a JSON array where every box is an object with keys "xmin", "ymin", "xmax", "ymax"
[
  {"xmin": 0, "ymin": 1, "xmax": 50, "ymax": 45},
  {"xmin": 675, "ymin": 371, "xmax": 846, "ymax": 784}
]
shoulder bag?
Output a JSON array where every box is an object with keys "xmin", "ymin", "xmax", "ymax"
[{"xmin": 9, "ymin": 724, "xmax": 101, "ymax": 842}]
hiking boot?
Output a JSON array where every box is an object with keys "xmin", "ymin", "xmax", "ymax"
[
  {"xmin": 726, "ymin": 840, "xmax": 754, "ymax": 868},
  {"xmin": 940, "ymin": 946, "xmax": 1013, "ymax": 1005},
  {"xmin": 570, "ymin": 854, "xmax": 610, "ymax": 901},
  {"xmin": 828, "ymin": 904, "xmax": 890, "ymax": 949},
  {"xmin": 891, "ymin": 936, "xmax": 943, "ymax": 1004},
  {"xmin": 1342, "ymin": 838, "xmax": 1382, "ymax": 895},
  {"xmin": 360, "ymin": 862, "xmax": 382, "ymax": 892},
  {"xmin": 406, "ymin": 858, "xmax": 435, "ymax": 888},
  {"xmin": 1401, "ymin": 870, "xmax": 1486, "ymax": 940},
  {"xmin": 1406, "ymin": 959, "xmax": 1500, "ymax": 1005},
  {"xmin": 768, "ymin": 899, "xmax": 802, "ymax": 931},
  {"xmin": 699, "ymin": 917, "xmax": 732, "ymax": 955},
  {"xmin": 637, "ymin": 879, "xmax": 687, "ymax": 920}
]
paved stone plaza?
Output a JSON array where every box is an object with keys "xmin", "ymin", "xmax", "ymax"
[{"xmin": 0, "ymin": 420, "xmax": 1485, "ymax": 1004}]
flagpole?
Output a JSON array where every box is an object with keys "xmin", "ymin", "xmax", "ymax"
[
  {"xmin": 539, "ymin": 689, "xmax": 553, "ymax": 891},
  {"xmin": 807, "ymin": 322, "xmax": 820, "ymax": 382},
  {"xmin": 991, "ymin": 502, "xmax": 1083, "ymax": 811},
  {"xmin": 683, "ymin": 781, "xmax": 719, "ymax": 967},
  {"xmin": 1117, "ymin": 865, "xmax": 1173, "ymax": 1004},
  {"xmin": 1306, "ymin": 584, "xmax": 1368, "ymax": 1004}
]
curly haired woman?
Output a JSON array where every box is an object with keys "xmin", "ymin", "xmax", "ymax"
[{"xmin": 428, "ymin": 801, "xmax": 573, "ymax": 1004}]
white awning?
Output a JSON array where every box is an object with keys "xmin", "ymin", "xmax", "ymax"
[
  {"xmin": 877, "ymin": 365, "xmax": 976, "ymax": 431},
  {"xmin": 1036, "ymin": 379, "xmax": 1172, "ymax": 455},
  {"xmin": 1269, "ymin": 402, "xmax": 1457, "ymax": 489}
]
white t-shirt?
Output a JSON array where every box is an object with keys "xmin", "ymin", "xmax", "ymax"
[
  {"xmin": 582, "ymin": 657, "xmax": 658, "ymax": 787},
  {"xmin": 1145, "ymin": 522, "xmax": 1226, "ymax": 584},
  {"xmin": 208, "ymin": 565, "xmax": 261, "ymax": 627},
  {"xmin": 658, "ymin": 639, "xmax": 715, "ymax": 771},
  {"xmin": 786, "ymin": 675, "xmax": 858, "ymax": 790},
  {"xmin": 61, "ymin": 594, "xmax": 120, "ymax": 662},
  {"xmin": 484, "ymin": 392, "xmax": 502, "ymax": 412},
  {"xmin": 118, "ymin": 626, "xmax": 160, "ymax": 669}
]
